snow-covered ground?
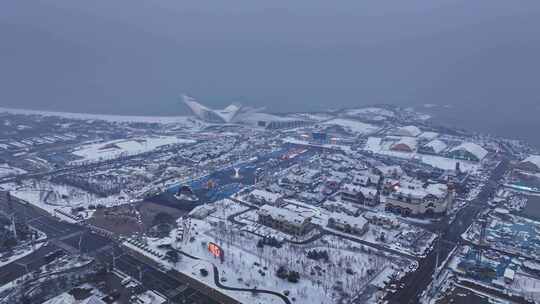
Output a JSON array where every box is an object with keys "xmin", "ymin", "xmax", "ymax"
[
  {"xmin": 1, "ymin": 179, "xmax": 130, "ymax": 217},
  {"xmin": 346, "ymin": 107, "xmax": 395, "ymax": 118},
  {"xmin": 364, "ymin": 137, "xmax": 480, "ymax": 172},
  {"xmin": 0, "ymin": 107, "xmax": 200, "ymax": 125},
  {"xmin": 0, "ymin": 254, "xmax": 94, "ymax": 300},
  {"xmin": 124, "ymin": 208, "xmax": 410, "ymax": 304},
  {"xmin": 0, "ymin": 165, "xmax": 26, "ymax": 178},
  {"xmin": 433, "ymin": 245, "xmax": 540, "ymax": 304},
  {"xmin": 70, "ymin": 136, "xmax": 195, "ymax": 164},
  {"xmin": 282, "ymin": 137, "xmax": 353, "ymax": 153},
  {"xmin": 511, "ymin": 273, "xmax": 540, "ymax": 300},
  {"xmin": 0, "ymin": 233, "xmax": 47, "ymax": 268},
  {"xmin": 321, "ymin": 119, "xmax": 380, "ymax": 135}
]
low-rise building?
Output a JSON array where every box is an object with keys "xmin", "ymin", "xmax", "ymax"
[
  {"xmin": 363, "ymin": 212, "xmax": 400, "ymax": 229},
  {"xmin": 375, "ymin": 165, "xmax": 404, "ymax": 178},
  {"xmin": 352, "ymin": 171, "xmax": 381, "ymax": 187},
  {"xmin": 384, "ymin": 180, "xmax": 454, "ymax": 216},
  {"xmin": 503, "ymin": 268, "xmax": 515, "ymax": 284},
  {"xmin": 516, "ymin": 155, "xmax": 540, "ymax": 173},
  {"xmin": 258, "ymin": 204, "xmax": 314, "ymax": 235},
  {"xmin": 323, "ymin": 200, "xmax": 360, "ymax": 216},
  {"xmin": 248, "ymin": 189, "xmax": 283, "ymax": 206},
  {"xmin": 419, "ymin": 139, "xmax": 448, "ymax": 155},
  {"xmin": 392, "ymin": 125, "xmax": 422, "ymax": 137},
  {"xmin": 447, "ymin": 142, "xmax": 488, "ymax": 162},
  {"xmin": 390, "ymin": 137, "xmax": 417, "ymax": 152},
  {"xmin": 327, "ymin": 213, "xmax": 369, "ymax": 236},
  {"xmin": 340, "ymin": 184, "xmax": 379, "ymax": 206},
  {"xmin": 133, "ymin": 290, "xmax": 167, "ymax": 304}
]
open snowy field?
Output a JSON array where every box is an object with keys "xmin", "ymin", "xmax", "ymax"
[
  {"xmin": 0, "ymin": 179, "xmax": 130, "ymax": 218},
  {"xmin": 321, "ymin": 118, "xmax": 380, "ymax": 135},
  {"xmin": 0, "ymin": 232, "xmax": 47, "ymax": 268},
  {"xmin": 125, "ymin": 209, "xmax": 412, "ymax": 304},
  {"xmin": 0, "ymin": 107, "xmax": 200, "ymax": 125},
  {"xmin": 0, "ymin": 165, "xmax": 26, "ymax": 178},
  {"xmin": 70, "ymin": 136, "xmax": 195, "ymax": 164},
  {"xmin": 346, "ymin": 107, "xmax": 395, "ymax": 118}
]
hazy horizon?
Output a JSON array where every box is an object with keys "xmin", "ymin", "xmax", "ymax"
[{"xmin": 2, "ymin": 1, "xmax": 540, "ymax": 145}]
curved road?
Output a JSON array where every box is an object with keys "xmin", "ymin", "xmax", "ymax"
[
  {"xmin": 175, "ymin": 248, "xmax": 292, "ymax": 304},
  {"xmin": 212, "ymin": 265, "xmax": 292, "ymax": 304},
  {"xmin": 227, "ymin": 198, "xmax": 417, "ymax": 260}
]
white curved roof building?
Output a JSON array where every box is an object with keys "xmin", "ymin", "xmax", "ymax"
[
  {"xmin": 183, "ymin": 95, "xmax": 309, "ymax": 129},
  {"xmin": 183, "ymin": 95, "xmax": 242, "ymax": 123},
  {"xmin": 393, "ymin": 125, "xmax": 422, "ymax": 137},
  {"xmin": 449, "ymin": 142, "xmax": 488, "ymax": 161}
]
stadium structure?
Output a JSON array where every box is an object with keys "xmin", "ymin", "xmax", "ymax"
[
  {"xmin": 182, "ymin": 95, "xmax": 309, "ymax": 129},
  {"xmin": 183, "ymin": 95, "xmax": 243, "ymax": 123}
]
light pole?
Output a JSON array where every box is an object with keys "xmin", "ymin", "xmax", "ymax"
[{"xmin": 78, "ymin": 233, "xmax": 83, "ymax": 253}]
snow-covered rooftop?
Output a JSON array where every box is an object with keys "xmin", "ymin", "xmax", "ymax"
[
  {"xmin": 321, "ymin": 118, "xmax": 380, "ymax": 135},
  {"xmin": 135, "ymin": 290, "xmax": 167, "ymax": 304},
  {"xmin": 423, "ymin": 139, "xmax": 447, "ymax": 154},
  {"xmin": 258, "ymin": 204, "xmax": 313, "ymax": 226},
  {"xmin": 237, "ymin": 112, "xmax": 300, "ymax": 124},
  {"xmin": 394, "ymin": 125, "xmax": 422, "ymax": 137},
  {"xmin": 42, "ymin": 293, "xmax": 76, "ymax": 304},
  {"xmin": 419, "ymin": 131, "xmax": 439, "ymax": 140},
  {"xmin": 250, "ymin": 189, "xmax": 282, "ymax": 203},
  {"xmin": 450, "ymin": 142, "xmax": 488, "ymax": 160},
  {"xmin": 375, "ymin": 165, "xmax": 404, "ymax": 177},
  {"xmin": 342, "ymin": 183, "xmax": 378, "ymax": 197},
  {"xmin": 80, "ymin": 295, "xmax": 107, "ymax": 304},
  {"xmin": 392, "ymin": 137, "xmax": 418, "ymax": 150},
  {"xmin": 329, "ymin": 212, "xmax": 368, "ymax": 229},
  {"xmin": 346, "ymin": 107, "xmax": 395, "ymax": 117},
  {"xmin": 391, "ymin": 180, "xmax": 448, "ymax": 200},
  {"xmin": 521, "ymin": 155, "xmax": 540, "ymax": 169}
]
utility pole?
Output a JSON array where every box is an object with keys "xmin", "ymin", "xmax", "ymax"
[
  {"xmin": 30, "ymin": 227, "xmax": 35, "ymax": 250},
  {"xmin": 11, "ymin": 214, "xmax": 17, "ymax": 240},
  {"xmin": 112, "ymin": 251, "xmax": 117, "ymax": 269},
  {"xmin": 137, "ymin": 265, "xmax": 143, "ymax": 283},
  {"xmin": 111, "ymin": 247, "xmax": 123, "ymax": 270},
  {"xmin": 430, "ymin": 231, "xmax": 441, "ymax": 297},
  {"xmin": 476, "ymin": 218, "xmax": 487, "ymax": 266},
  {"xmin": 78, "ymin": 233, "xmax": 84, "ymax": 253}
]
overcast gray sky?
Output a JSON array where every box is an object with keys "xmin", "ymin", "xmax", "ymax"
[{"xmin": 1, "ymin": 0, "xmax": 539, "ymax": 117}]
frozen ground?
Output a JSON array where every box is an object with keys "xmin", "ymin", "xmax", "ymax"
[
  {"xmin": 125, "ymin": 212, "xmax": 410, "ymax": 304},
  {"xmin": 321, "ymin": 118, "xmax": 380, "ymax": 135},
  {"xmin": 346, "ymin": 107, "xmax": 395, "ymax": 118},
  {"xmin": 0, "ymin": 179, "xmax": 129, "ymax": 217},
  {"xmin": 0, "ymin": 254, "xmax": 94, "ymax": 299},
  {"xmin": 511, "ymin": 273, "xmax": 540, "ymax": 300},
  {"xmin": 0, "ymin": 107, "xmax": 202, "ymax": 125},
  {"xmin": 0, "ymin": 233, "xmax": 46, "ymax": 268},
  {"xmin": 70, "ymin": 136, "xmax": 196, "ymax": 164},
  {"xmin": 0, "ymin": 165, "xmax": 26, "ymax": 178}
]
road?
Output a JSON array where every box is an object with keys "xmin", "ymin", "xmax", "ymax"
[
  {"xmin": 383, "ymin": 159, "xmax": 509, "ymax": 304},
  {"xmin": 1, "ymin": 149, "xmax": 511, "ymax": 304},
  {"xmin": 0, "ymin": 195, "xmax": 249, "ymax": 304},
  {"xmin": 227, "ymin": 198, "xmax": 417, "ymax": 260},
  {"xmin": 97, "ymin": 247, "xmax": 226, "ymax": 304},
  {"xmin": 0, "ymin": 141, "xmax": 201, "ymax": 185}
]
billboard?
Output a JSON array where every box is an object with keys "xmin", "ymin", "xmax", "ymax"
[{"xmin": 208, "ymin": 242, "xmax": 224, "ymax": 262}]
